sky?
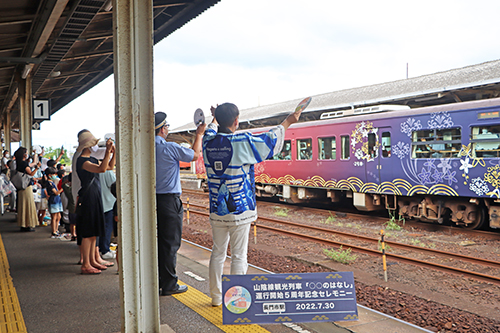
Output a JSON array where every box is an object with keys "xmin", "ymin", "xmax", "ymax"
[{"xmin": 30, "ymin": 0, "xmax": 500, "ymax": 152}]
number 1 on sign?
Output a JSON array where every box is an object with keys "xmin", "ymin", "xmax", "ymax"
[
  {"xmin": 37, "ymin": 103, "xmax": 44, "ymax": 117},
  {"xmin": 33, "ymin": 99, "xmax": 50, "ymax": 120}
]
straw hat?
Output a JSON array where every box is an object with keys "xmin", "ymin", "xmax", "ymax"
[{"xmin": 77, "ymin": 131, "xmax": 100, "ymax": 152}]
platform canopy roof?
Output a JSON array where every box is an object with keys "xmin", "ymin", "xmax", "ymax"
[
  {"xmin": 169, "ymin": 59, "xmax": 500, "ymax": 144},
  {"xmin": 0, "ymin": 0, "xmax": 220, "ymax": 131}
]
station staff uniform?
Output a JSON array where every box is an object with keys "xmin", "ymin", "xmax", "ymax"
[{"xmin": 155, "ymin": 113, "xmax": 193, "ymax": 294}]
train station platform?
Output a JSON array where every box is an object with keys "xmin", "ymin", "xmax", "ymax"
[{"xmin": 0, "ymin": 211, "xmax": 432, "ymax": 333}]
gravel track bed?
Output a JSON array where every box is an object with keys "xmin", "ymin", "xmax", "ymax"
[{"xmin": 181, "ymin": 194, "xmax": 500, "ymax": 332}]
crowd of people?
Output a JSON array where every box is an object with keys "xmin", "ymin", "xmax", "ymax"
[
  {"xmin": 0, "ymin": 130, "xmax": 118, "ymax": 275},
  {"xmin": 1, "ymin": 101, "xmax": 301, "ymax": 296}
]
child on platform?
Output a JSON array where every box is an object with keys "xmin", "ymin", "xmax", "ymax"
[{"xmin": 45, "ymin": 167, "xmax": 64, "ymax": 238}]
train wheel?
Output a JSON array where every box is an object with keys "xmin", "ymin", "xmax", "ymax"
[{"xmin": 462, "ymin": 205, "xmax": 485, "ymax": 230}]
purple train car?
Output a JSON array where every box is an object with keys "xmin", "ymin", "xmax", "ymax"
[{"xmin": 244, "ymin": 98, "xmax": 500, "ymax": 230}]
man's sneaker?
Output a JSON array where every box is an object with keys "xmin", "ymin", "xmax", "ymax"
[
  {"xmin": 211, "ymin": 297, "xmax": 222, "ymax": 307},
  {"xmin": 102, "ymin": 251, "xmax": 116, "ymax": 259}
]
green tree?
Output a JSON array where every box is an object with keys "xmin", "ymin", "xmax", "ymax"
[{"xmin": 42, "ymin": 146, "xmax": 70, "ymax": 166}]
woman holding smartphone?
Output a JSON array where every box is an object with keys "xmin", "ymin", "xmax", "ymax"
[{"xmin": 75, "ymin": 131, "xmax": 116, "ymax": 274}]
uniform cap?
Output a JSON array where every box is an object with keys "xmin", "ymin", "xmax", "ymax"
[{"xmin": 155, "ymin": 112, "xmax": 169, "ymax": 130}]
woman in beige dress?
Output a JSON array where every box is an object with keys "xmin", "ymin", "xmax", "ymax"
[{"xmin": 14, "ymin": 147, "xmax": 41, "ymax": 231}]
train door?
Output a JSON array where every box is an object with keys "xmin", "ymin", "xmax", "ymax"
[
  {"xmin": 378, "ymin": 128, "xmax": 393, "ymax": 182},
  {"xmin": 363, "ymin": 126, "xmax": 392, "ymax": 184}
]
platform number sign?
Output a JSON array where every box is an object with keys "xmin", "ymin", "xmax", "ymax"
[{"xmin": 33, "ymin": 99, "xmax": 51, "ymax": 120}]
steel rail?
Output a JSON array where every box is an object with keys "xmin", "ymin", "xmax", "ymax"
[
  {"xmin": 256, "ymin": 200, "xmax": 500, "ymax": 240},
  {"xmin": 183, "ymin": 202, "xmax": 500, "ymax": 269},
  {"xmin": 181, "ymin": 189, "xmax": 500, "ymax": 240},
  {"xmin": 257, "ymin": 215, "xmax": 500, "ymax": 269},
  {"xmin": 183, "ymin": 204, "xmax": 500, "ymax": 286},
  {"xmin": 255, "ymin": 224, "xmax": 500, "ymax": 286}
]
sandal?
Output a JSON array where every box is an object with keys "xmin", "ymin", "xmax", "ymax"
[
  {"xmin": 100, "ymin": 261, "xmax": 114, "ymax": 267},
  {"xmin": 92, "ymin": 264, "xmax": 107, "ymax": 270},
  {"xmin": 81, "ymin": 267, "xmax": 101, "ymax": 275}
]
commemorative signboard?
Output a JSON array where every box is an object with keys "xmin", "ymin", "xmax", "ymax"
[{"xmin": 222, "ymin": 272, "xmax": 358, "ymax": 325}]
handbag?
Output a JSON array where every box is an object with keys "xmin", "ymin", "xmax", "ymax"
[
  {"xmin": 10, "ymin": 171, "xmax": 32, "ymax": 190},
  {"xmin": 75, "ymin": 177, "xmax": 95, "ymax": 215}
]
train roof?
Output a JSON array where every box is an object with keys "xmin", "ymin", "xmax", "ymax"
[
  {"xmin": 169, "ymin": 59, "xmax": 500, "ymax": 144},
  {"xmin": 232, "ymin": 97, "xmax": 500, "ymax": 135},
  {"xmin": 289, "ymin": 97, "xmax": 500, "ymax": 129}
]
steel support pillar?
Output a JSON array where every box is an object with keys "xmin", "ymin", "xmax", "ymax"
[
  {"xmin": 113, "ymin": 0, "xmax": 159, "ymax": 332},
  {"xmin": 18, "ymin": 77, "xmax": 32, "ymax": 151},
  {"xmin": 3, "ymin": 112, "xmax": 11, "ymax": 153}
]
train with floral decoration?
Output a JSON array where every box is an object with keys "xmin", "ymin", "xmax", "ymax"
[{"xmin": 194, "ymin": 98, "xmax": 500, "ymax": 230}]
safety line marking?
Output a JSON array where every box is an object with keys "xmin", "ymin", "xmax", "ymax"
[
  {"xmin": 0, "ymin": 234, "xmax": 27, "ymax": 333},
  {"xmin": 173, "ymin": 281, "xmax": 270, "ymax": 332},
  {"xmin": 183, "ymin": 271, "xmax": 206, "ymax": 281}
]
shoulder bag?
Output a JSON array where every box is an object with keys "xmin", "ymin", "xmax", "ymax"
[
  {"xmin": 10, "ymin": 170, "xmax": 32, "ymax": 191},
  {"xmin": 75, "ymin": 177, "xmax": 95, "ymax": 215}
]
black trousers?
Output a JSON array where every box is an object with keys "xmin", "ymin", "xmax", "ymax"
[{"xmin": 156, "ymin": 193, "xmax": 183, "ymax": 291}]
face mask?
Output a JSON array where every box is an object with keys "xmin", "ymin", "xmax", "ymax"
[
  {"xmin": 5, "ymin": 154, "xmax": 9, "ymax": 158},
  {"xmin": 50, "ymin": 175, "xmax": 57, "ymax": 181},
  {"xmin": 91, "ymin": 145, "xmax": 99, "ymax": 152}
]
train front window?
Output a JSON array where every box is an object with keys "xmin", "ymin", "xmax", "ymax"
[
  {"xmin": 381, "ymin": 132, "xmax": 391, "ymax": 157},
  {"xmin": 341, "ymin": 135, "xmax": 350, "ymax": 160},
  {"xmin": 471, "ymin": 125, "xmax": 500, "ymax": 158},
  {"xmin": 273, "ymin": 140, "xmax": 291, "ymax": 160},
  {"xmin": 297, "ymin": 138, "xmax": 312, "ymax": 160},
  {"xmin": 411, "ymin": 128, "xmax": 461, "ymax": 158},
  {"xmin": 318, "ymin": 136, "xmax": 336, "ymax": 160}
]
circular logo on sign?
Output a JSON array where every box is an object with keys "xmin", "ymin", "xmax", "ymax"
[
  {"xmin": 224, "ymin": 286, "xmax": 252, "ymax": 314},
  {"xmin": 194, "ymin": 108, "xmax": 205, "ymax": 126}
]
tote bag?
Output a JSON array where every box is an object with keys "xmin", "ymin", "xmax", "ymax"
[{"xmin": 10, "ymin": 171, "xmax": 32, "ymax": 190}]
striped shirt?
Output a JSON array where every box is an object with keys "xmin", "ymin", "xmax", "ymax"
[{"xmin": 203, "ymin": 123, "xmax": 284, "ymax": 226}]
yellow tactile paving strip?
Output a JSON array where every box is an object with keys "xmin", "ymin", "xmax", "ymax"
[
  {"xmin": 173, "ymin": 281, "xmax": 270, "ymax": 332},
  {"xmin": 0, "ymin": 235, "xmax": 27, "ymax": 333}
]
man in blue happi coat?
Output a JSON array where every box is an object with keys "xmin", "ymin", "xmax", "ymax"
[{"xmin": 203, "ymin": 102, "xmax": 303, "ymax": 306}]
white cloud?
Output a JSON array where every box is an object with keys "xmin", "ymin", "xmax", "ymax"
[{"xmin": 33, "ymin": 0, "xmax": 500, "ymax": 149}]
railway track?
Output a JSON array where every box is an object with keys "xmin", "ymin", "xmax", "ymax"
[
  {"xmin": 182, "ymin": 199, "xmax": 500, "ymax": 286},
  {"xmin": 181, "ymin": 188, "xmax": 500, "ymax": 241}
]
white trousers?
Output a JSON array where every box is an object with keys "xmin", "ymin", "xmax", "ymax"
[{"xmin": 209, "ymin": 223, "xmax": 251, "ymax": 304}]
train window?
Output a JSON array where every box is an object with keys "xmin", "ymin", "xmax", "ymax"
[
  {"xmin": 471, "ymin": 125, "xmax": 500, "ymax": 158},
  {"xmin": 273, "ymin": 140, "xmax": 292, "ymax": 160},
  {"xmin": 341, "ymin": 135, "xmax": 350, "ymax": 160},
  {"xmin": 318, "ymin": 137, "xmax": 336, "ymax": 160},
  {"xmin": 297, "ymin": 138, "xmax": 312, "ymax": 160},
  {"xmin": 368, "ymin": 133, "xmax": 378, "ymax": 158},
  {"xmin": 381, "ymin": 132, "xmax": 391, "ymax": 157},
  {"xmin": 411, "ymin": 128, "xmax": 461, "ymax": 158}
]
